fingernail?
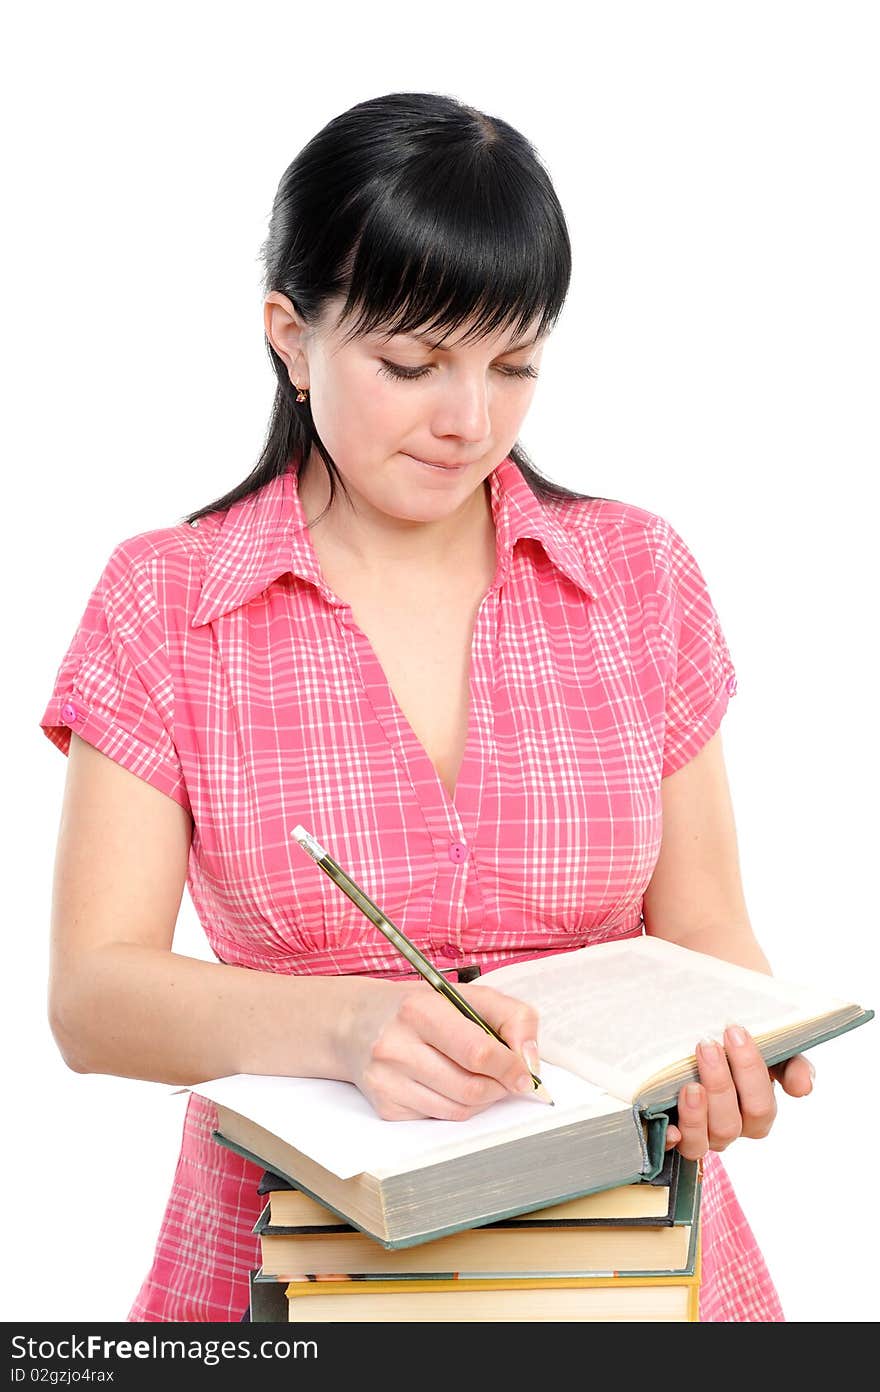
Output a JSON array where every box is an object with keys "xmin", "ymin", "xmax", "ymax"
[
  {"xmin": 522, "ymin": 1040, "xmax": 540, "ymax": 1076},
  {"xmin": 516, "ymin": 1072, "xmax": 535, "ymax": 1094},
  {"xmin": 697, "ymin": 1038, "xmax": 720, "ymax": 1063},
  {"xmin": 685, "ymin": 1083, "xmax": 703, "ymax": 1104},
  {"xmin": 725, "ymin": 1024, "xmax": 748, "ymax": 1047}
]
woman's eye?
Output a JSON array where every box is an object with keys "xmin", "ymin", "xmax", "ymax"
[
  {"xmin": 378, "ymin": 360, "xmax": 538, "ymax": 382},
  {"xmin": 502, "ymin": 364, "xmax": 539, "ymax": 380},
  {"xmin": 378, "ymin": 361, "xmax": 432, "ymax": 381}
]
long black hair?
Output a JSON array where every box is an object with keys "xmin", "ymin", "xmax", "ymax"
[{"xmin": 181, "ymin": 91, "xmax": 599, "ymax": 527}]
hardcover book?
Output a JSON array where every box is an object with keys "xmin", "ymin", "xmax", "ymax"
[
  {"xmin": 257, "ymin": 1147, "xmax": 681, "ymax": 1228},
  {"xmin": 253, "ymin": 1155, "xmax": 699, "ymax": 1278},
  {"xmin": 281, "ymin": 1262, "xmax": 703, "ymax": 1323},
  {"xmin": 188, "ymin": 935, "xmax": 872, "ymax": 1249}
]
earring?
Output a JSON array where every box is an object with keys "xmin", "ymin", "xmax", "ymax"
[{"xmin": 295, "ymin": 385, "xmax": 309, "ymax": 403}]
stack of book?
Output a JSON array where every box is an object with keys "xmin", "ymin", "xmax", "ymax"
[
  {"xmin": 186, "ymin": 937, "xmax": 870, "ymax": 1322},
  {"xmin": 247, "ymin": 1151, "xmax": 703, "ymax": 1322}
]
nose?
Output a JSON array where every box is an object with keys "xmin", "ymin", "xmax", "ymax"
[{"xmin": 431, "ymin": 372, "xmax": 492, "ymax": 444}]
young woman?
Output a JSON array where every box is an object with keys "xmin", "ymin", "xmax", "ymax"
[{"xmin": 40, "ymin": 90, "xmax": 812, "ymax": 1322}]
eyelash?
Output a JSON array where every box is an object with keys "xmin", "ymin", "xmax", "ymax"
[{"xmin": 378, "ymin": 360, "xmax": 539, "ymax": 383}]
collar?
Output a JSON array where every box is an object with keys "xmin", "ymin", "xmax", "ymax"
[{"xmin": 191, "ymin": 454, "xmax": 598, "ymax": 629}]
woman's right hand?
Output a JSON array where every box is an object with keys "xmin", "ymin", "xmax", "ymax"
[{"xmin": 338, "ymin": 977, "xmax": 543, "ymax": 1121}]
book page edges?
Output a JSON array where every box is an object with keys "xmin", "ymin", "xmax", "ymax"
[
  {"xmin": 634, "ymin": 1007, "xmax": 874, "ymax": 1112},
  {"xmin": 262, "ymin": 1152, "xmax": 682, "ymax": 1230}
]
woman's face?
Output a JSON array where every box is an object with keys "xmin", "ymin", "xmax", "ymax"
[{"xmin": 265, "ymin": 291, "xmax": 548, "ymax": 528}]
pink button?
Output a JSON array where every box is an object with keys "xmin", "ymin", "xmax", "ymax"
[
  {"xmin": 726, "ymin": 675, "xmax": 738, "ymax": 696},
  {"xmin": 448, "ymin": 841, "xmax": 468, "ymax": 864},
  {"xmin": 61, "ymin": 702, "xmax": 82, "ymax": 723}
]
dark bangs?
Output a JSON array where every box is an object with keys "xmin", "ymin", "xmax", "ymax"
[{"xmin": 329, "ymin": 106, "xmax": 570, "ymax": 351}]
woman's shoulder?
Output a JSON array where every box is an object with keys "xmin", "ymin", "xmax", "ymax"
[
  {"xmin": 548, "ymin": 492, "xmax": 687, "ymax": 572},
  {"xmin": 84, "ymin": 511, "xmax": 226, "ymax": 628},
  {"xmin": 95, "ymin": 510, "xmax": 222, "ymax": 582}
]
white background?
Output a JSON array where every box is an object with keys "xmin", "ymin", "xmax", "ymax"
[{"xmin": 4, "ymin": 1, "xmax": 878, "ymax": 1324}]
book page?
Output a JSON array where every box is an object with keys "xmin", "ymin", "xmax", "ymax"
[
  {"xmin": 185, "ymin": 1064, "xmax": 623, "ymax": 1180},
  {"xmin": 482, "ymin": 936, "xmax": 854, "ymax": 1102}
]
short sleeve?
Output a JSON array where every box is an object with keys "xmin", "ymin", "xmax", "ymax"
[
  {"xmin": 39, "ymin": 539, "xmax": 192, "ymax": 814},
  {"xmin": 652, "ymin": 519, "xmax": 738, "ymax": 778}
]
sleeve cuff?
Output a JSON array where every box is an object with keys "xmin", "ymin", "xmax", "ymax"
[
  {"xmin": 661, "ymin": 674, "xmax": 735, "ymax": 778},
  {"xmin": 40, "ymin": 695, "xmax": 192, "ymax": 816}
]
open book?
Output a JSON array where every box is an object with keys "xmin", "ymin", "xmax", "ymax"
[{"xmin": 188, "ymin": 936, "xmax": 872, "ymax": 1249}]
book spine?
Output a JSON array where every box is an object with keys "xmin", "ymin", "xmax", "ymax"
[{"xmin": 639, "ymin": 1110, "xmax": 670, "ymax": 1178}]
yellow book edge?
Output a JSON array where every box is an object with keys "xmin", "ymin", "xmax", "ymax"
[{"xmin": 283, "ymin": 1234, "xmax": 702, "ymax": 1321}]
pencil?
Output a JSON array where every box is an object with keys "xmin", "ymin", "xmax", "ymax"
[{"xmin": 290, "ymin": 823, "xmax": 553, "ymax": 1105}]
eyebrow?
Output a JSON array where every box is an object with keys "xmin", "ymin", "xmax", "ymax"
[{"xmin": 394, "ymin": 329, "xmax": 542, "ymax": 353}]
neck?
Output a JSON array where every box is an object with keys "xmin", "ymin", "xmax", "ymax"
[{"xmin": 296, "ymin": 457, "xmax": 495, "ymax": 576}]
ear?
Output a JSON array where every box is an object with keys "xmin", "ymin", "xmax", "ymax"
[{"xmin": 264, "ymin": 292, "xmax": 310, "ymax": 389}]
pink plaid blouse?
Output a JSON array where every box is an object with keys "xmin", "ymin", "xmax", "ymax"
[{"xmin": 40, "ymin": 455, "xmax": 783, "ymax": 1322}]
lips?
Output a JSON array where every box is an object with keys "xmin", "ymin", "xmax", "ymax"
[{"xmin": 405, "ymin": 454, "xmax": 468, "ymax": 469}]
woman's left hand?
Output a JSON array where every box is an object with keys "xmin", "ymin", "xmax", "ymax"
[{"xmin": 664, "ymin": 1025, "xmax": 815, "ymax": 1158}]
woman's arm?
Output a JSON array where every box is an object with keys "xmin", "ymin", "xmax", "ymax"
[
  {"xmin": 643, "ymin": 729, "xmax": 769, "ymax": 969},
  {"xmin": 642, "ymin": 729, "xmax": 813, "ymax": 1157},
  {"xmin": 48, "ymin": 733, "xmax": 538, "ymax": 1118}
]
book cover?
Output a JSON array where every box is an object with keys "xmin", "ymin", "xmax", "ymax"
[{"xmin": 248, "ymin": 1267, "xmax": 288, "ymax": 1322}]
